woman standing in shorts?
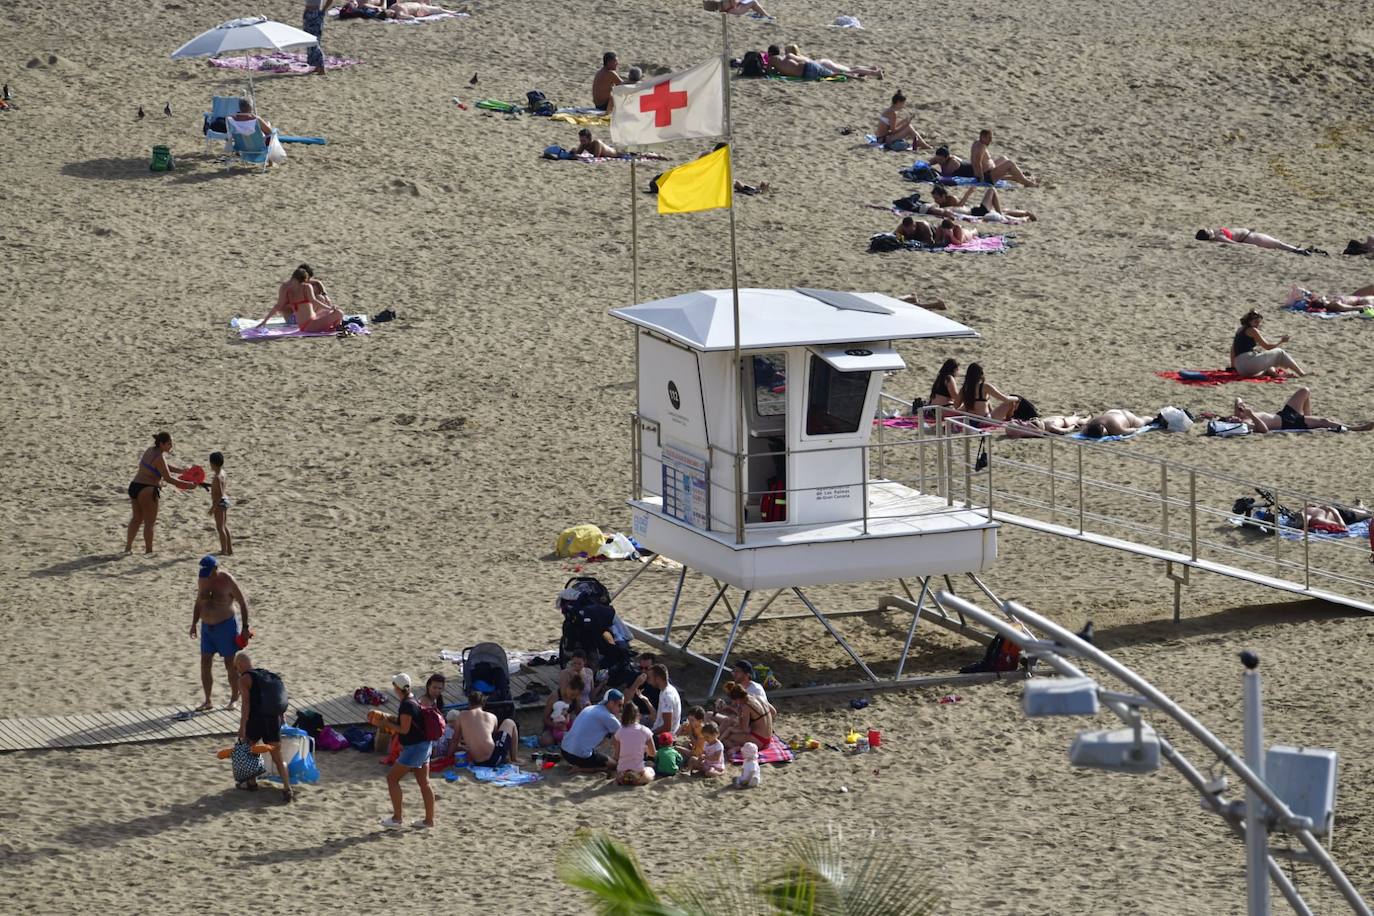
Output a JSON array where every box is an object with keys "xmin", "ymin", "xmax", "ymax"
[{"xmin": 376, "ymin": 673, "xmax": 436, "ymax": 829}]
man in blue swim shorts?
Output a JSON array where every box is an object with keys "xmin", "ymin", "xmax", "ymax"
[{"xmin": 190, "ymin": 555, "xmax": 251, "ymax": 711}]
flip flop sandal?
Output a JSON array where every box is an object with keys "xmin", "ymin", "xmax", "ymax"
[{"xmin": 172, "ymin": 710, "xmax": 195, "ymax": 722}]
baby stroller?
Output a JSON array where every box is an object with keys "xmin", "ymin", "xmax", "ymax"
[
  {"xmin": 557, "ymin": 576, "xmax": 635, "ymax": 681},
  {"xmin": 462, "ymin": 642, "xmax": 514, "ymax": 722}
]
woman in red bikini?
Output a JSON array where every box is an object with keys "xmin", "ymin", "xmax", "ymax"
[
  {"xmin": 1195, "ymin": 226, "xmax": 1324, "ymax": 256},
  {"xmin": 125, "ymin": 431, "xmax": 195, "ymax": 554},
  {"xmin": 255, "ymin": 266, "xmax": 344, "ymax": 332},
  {"xmin": 715, "ymin": 681, "xmax": 772, "ymax": 752}
]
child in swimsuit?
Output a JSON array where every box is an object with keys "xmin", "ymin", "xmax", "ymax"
[
  {"xmin": 208, "ymin": 451, "xmax": 232, "ymax": 556},
  {"xmin": 699, "ymin": 721, "xmax": 726, "ymax": 777},
  {"xmin": 677, "ymin": 705, "xmax": 707, "ymax": 770}
]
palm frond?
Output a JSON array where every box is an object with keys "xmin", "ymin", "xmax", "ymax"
[
  {"xmin": 758, "ymin": 831, "xmax": 940, "ymax": 916},
  {"xmin": 556, "ymin": 830, "xmax": 685, "ymax": 916}
]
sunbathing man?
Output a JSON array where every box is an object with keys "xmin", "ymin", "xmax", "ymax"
[
  {"xmin": 453, "ymin": 692, "xmax": 523, "ymax": 767},
  {"xmin": 970, "ymin": 129, "xmax": 1038, "ymax": 187},
  {"xmin": 929, "ymin": 185, "xmax": 1036, "ymax": 221},
  {"xmin": 1081, "ymin": 409, "xmax": 1153, "ymax": 439},
  {"xmin": 874, "ymin": 91, "xmax": 930, "ymax": 149},
  {"xmin": 1229, "ymin": 388, "xmax": 1373, "ymax": 434},
  {"xmin": 767, "ymin": 44, "xmax": 882, "ymax": 80},
  {"xmin": 574, "ymin": 128, "xmax": 619, "ymax": 158},
  {"xmin": 592, "ymin": 51, "xmax": 623, "ymax": 111},
  {"xmin": 895, "ymin": 216, "xmax": 936, "ymax": 246},
  {"xmin": 1196, "ymin": 227, "xmax": 1324, "ymax": 256}
]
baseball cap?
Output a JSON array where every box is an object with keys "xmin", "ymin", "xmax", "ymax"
[
  {"xmin": 198, "ymin": 555, "xmax": 218, "ymax": 578},
  {"xmin": 392, "ymin": 673, "xmax": 412, "ymax": 690},
  {"xmin": 733, "ymin": 659, "xmax": 755, "ymax": 678},
  {"xmin": 604, "ymin": 688, "xmax": 624, "ymax": 703}
]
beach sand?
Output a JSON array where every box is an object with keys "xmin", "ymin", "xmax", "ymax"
[{"xmin": 2, "ymin": 0, "xmax": 1373, "ymax": 912}]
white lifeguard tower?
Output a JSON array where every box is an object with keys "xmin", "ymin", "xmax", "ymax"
[{"xmin": 610, "ymin": 287, "xmax": 1000, "ymax": 693}]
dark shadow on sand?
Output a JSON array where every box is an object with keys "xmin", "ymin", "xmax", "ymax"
[
  {"xmin": 1090, "ymin": 598, "xmax": 1362, "ymax": 654},
  {"xmin": 28, "ymin": 553, "xmax": 125, "ymax": 578},
  {"xmin": 55, "ymin": 790, "xmax": 248, "ymax": 847},
  {"xmin": 235, "ymin": 830, "xmax": 392, "ymax": 866},
  {"xmin": 59, "ymin": 157, "xmax": 168, "ymax": 181}
]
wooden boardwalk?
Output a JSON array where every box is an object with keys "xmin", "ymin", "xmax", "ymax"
[{"xmin": 0, "ymin": 664, "xmax": 564, "ymax": 753}]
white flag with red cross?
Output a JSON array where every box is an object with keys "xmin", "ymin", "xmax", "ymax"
[{"xmin": 609, "ymin": 57, "xmax": 725, "ymax": 147}]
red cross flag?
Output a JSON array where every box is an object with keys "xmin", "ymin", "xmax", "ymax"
[{"xmin": 609, "ymin": 57, "xmax": 725, "ymax": 147}]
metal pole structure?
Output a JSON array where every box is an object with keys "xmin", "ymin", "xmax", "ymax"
[
  {"xmin": 1242, "ymin": 652, "xmax": 1271, "ymax": 916},
  {"xmin": 629, "ymin": 156, "xmax": 640, "ymax": 304},
  {"xmin": 721, "ymin": 11, "xmax": 745, "ymax": 546},
  {"xmin": 1189, "ymin": 470, "xmax": 1198, "ymax": 560}
]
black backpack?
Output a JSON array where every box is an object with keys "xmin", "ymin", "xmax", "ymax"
[
  {"xmin": 293, "ymin": 708, "xmax": 324, "ymax": 738},
  {"xmin": 892, "ymin": 192, "xmax": 923, "ymax": 212},
  {"xmin": 903, "ymin": 164, "xmax": 941, "ymax": 183},
  {"xmin": 740, "ymin": 51, "xmax": 767, "ymax": 78},
  {"xmin": 250, "ymin": 669, "xmax": 289, "ymax": 716},
  {"xmin": 869, "ymin": 232, "xmax": 903, "ymax": 253},
  {"xmin": 526, "ymin": 90, "xmax": 555, "ymax": 116}
]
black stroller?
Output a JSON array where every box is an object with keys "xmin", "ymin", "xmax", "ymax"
[
  {"xmin": 461, "ymin": 642, "xmax": 514, "ymax": 721},
  {"xmin": 557, "ymin": 576, "xmax": 635, "ymax": 684}
]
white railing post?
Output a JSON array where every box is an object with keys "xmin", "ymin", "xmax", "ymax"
[
  {"xmin": 1160, "ymin": 464, "xmax": 1169, "ymax": 550},
  {"xmin": 1076, "ymin": 445, "xmax": 1085, "ymax": 534},
  {"xmin": 1303, "ymin": 503, "xmax": 1311, "ymax": 589},
  {"xmin": 1189, "ymin": 470, "xmax": 1198, "ymax": 561},
  {"xmin": 1048, "ymin": 436, "xmax": 1056, "ymax": 521}
]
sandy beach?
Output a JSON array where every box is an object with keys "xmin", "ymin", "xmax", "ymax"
[{"xmin": 3, "ymin": 0, "xmax": 1374, "ymax": 912}]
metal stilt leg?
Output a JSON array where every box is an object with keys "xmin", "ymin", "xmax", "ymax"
[
  {"xmin": 680, "ymin": 581, "xmax": 731, "ymax": 652},
  {"xmin": 793, "ymin": 588, "xmax": 879, "ymax": 682},
  {"xmin": 708, "ymin": 591, "xmax": 751, "ymax": 697},
  {"xmin": 894, "ymin": 577, "xmax": 931, "ymax": 680},
  {"xmin": 661, "ymin": 565, "xmax": 688, "ymax": 644}
]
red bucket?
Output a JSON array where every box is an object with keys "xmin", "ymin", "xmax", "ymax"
[{"xmin": 867, "ymin": 729, "xmax": 881, "ymax": 749}]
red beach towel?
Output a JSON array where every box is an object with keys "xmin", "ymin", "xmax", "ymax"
[
  {"xmin": 1155, "ymin": 369, "xmax": 1289, "ymax": 387},
  {"xmin": 730, "ymin": 734, "xmax": 793, "ymax": 765}
]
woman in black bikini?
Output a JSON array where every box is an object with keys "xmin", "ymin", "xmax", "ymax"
[
  {"xmin": 958, "ymin": 363, "xmax": 1021, "ymax": 422},
  {"xmin": 126, "ymin": 431, "xmax": 194, "ymax": 554},
  {"xmin": 911, "ymin": 358, "xmax": 960, "ymax": 419}
]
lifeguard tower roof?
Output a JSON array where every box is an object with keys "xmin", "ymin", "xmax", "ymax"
[{"xmin": 610, "ymin": 287, "xmax": 978, "ymax": 351}]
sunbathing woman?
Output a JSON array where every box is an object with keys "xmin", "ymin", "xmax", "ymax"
[
  {"xmin": 719, "ymin": 0, "xmax": 773, "ymax": 17},
  {"xmin": 959, "ymin": 363, "xmax": 1021, "ymax": 421},
  {"xmin": 929, "ymin": 185, "xmax": 1036, "ymax": 222},
  {"xmin": 256, "ymin": 267, "xmax": 344, "ymax": 332},
  {"xmin": 926, "ymin": 358, "xmax": 960, "ymax": 411},
  {"xmin": 1341, "ymin": 236, "xmax": 1374, "ymax": 258},
  {"xmin": 1230, "ymin": 309, "xmax": 1304, "ymax": 378},
  {"xmin": 1229, "ymin": 388, "xmax": 1373, "ymax": 433},
  {"xmin": 1014, "ymin": 414, "xmax": 1091, "ymax": 435},
  {"xmin": 929, "ymin": 146, "xmax": 978, "ymax": 180},
  {"xmin": 1196, "ymin": 227, "xmax": 1325, "ymax": 256},
  {"xmin": 874, "ymin": 91, "xmax": 930, "ymax": 150},
  {"xmin": 1289, "ymin": 286, "xmax": 1374, "ymax": 314},
  {"xmin": 126, "ymin": 431, "xmax": 194, "ymax": 554},
  {"xmin": 1081, "ymin": 409, "xmax": 1153, "ymax": 439},
  {"xmin": 934, "ymin": 219, "xmax": 977, "ymax": 247},
  {"xmin": 386, "ymin": 1, "xmax": 456, "ymax": 18}
]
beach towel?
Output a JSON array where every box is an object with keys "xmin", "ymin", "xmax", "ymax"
[
  {"xmin": 940, "ymin": 235, "xmax": 1010, "ymax": 253},
  {"xmin": 730, "ymin": 734, "xmax": 793, "ymax": 765},
  {"xmin": 1229, "ymin": 515, "xmax": 1370, "ymax": 542},
  {"xmin": 328, "ymin": 8, "xmax": 468, "ymax": 23},
  {"xmin": 1068, "ymin": 425, "xmax": 1156, "ymax": 443},
  {"xmin": 550, "ymin": 112, "xmax": 610, "ymax": 127},
  {"xmin": 209, "ymin": 53, "xmax": 358, "ymax": 74},
  {"xmin": 230, "ymin": 316, "xmax": 369, "ymax": 340},
  {"xmin": 766, "ymin": 74, "xmax": 848, "ymax": 82},
  {"xmin": 1281, "ymin": 301, "xmax": 1374, "ymax": 319},
  {"xmin": 864, "ymin": 203, "xmax": 1026, "ymax": 226},
  {"xmin": 469, "ymin": 764, "xmax": 542, "ymax": 786},
  {"xmin": 877, "ymin": 416, "xmax": 937, "ymax": 429},
  {"xmin": 900, "ymin": 160, "xmax": 1010, "ymax": 188},
  {"xmin": 278, "ymin": 135, "xmax": 327, "ymax": 145},
  {"xmin": 1155, "ymin": 369, "xmax": 1289, "ymax": 387}
]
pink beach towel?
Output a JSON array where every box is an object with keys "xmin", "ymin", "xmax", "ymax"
[
  {"xmin": 941, "ymin": 235, "xmax": 1008, "ymax": 253},
  {"xmin": 1155, "ymin": 370, "xmax": 1289, "ymax": 388},
  {"xmin": 730, "ymin": 734, "xmax": 793, "ymax": 765},
  {"xmin": 209, "ymin": 53, "xmax": 359, "ymax": 74}
]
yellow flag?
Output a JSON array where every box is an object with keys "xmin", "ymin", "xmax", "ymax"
[{"xmin": 657, "ymin": 145, "xmax": 733, "ymax": 214}]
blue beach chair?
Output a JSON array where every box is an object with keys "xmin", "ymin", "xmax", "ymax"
[
  {"xmin": 202, "ymin": 95, "xmax": 245, "ymax": 153},
  {"xmin": 227, "ymin": 120, "xmax": 275, "ymax": 173}
]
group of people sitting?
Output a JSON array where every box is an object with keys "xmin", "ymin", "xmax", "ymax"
[
  {"xmin": 255, "ymin": 264, "xmax": 346, "ymax": 332},
  {"xmin": 545, "ymin": 652, "xmax": 774, "ymax": 785}
]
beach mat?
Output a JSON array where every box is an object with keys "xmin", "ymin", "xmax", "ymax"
[
  {"xmin": 230, "ymin": 316, "xmax": 369, "ymax": 340},
  {"xmin": 209, "ymin": 53, "xmax": 358, "ymax": 74},
  {"xmin": 730, "ymin": 734, "xmax": 793, "ymax": 765},
  {"xmin": 1068, "ymin": 425, "xmax": 1155, "ymax": 443},
  {"xmin": 1155, "ymin": 370, "xmax": 1289, "ymax": 387},
  {"xmin": 900, "ymin": 160, "xmax": 1010, "ymax": 188},
  {"xmin": 329, "ymin": 8, "xmax": 468, "ymax": 23}
]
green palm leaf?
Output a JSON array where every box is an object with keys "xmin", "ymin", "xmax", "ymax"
[{"xmin": 557, "ymin": 830, "xmax": 688, "ymax": 916}]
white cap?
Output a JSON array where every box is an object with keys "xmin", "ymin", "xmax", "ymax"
[{"xmin": 392, "ymin": 673, "xmax": 412, "ymax": 690}]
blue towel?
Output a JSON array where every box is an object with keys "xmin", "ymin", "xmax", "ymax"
[
  {"xmin": 278, "ymin": 135, "xmax": 326, "ymax": 145},
  {"xmin": 901, "ymin": 160, "xmax": 1009, "ymax": 188},
  {"xmin": 469, "ymin": 764, "xmax": 542, "ymax": 786},
  {"xmin": 1068, "ymin": 425, "xmax": 1156, "ymax": 443}
]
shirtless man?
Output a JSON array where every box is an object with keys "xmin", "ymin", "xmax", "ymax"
[
  {"xmin": 1229, "ymin": 388, "xmax": 1374, "ymax": 434},
  {"xmin": 592, "ymin": 51, "xmax": 622, "ymax": 111},
  {"xmin": 191, "ymin": 555, "xmax": 249, "ymax": 710},
  {"xmin": 574, "ymin": 128, "xmax": 619, "ymax": 158},
  {"xmin": 1081, "ymin": 409, "xmax": 1153, "ymax": 439},
  {"xmin": 766, "ymin": 44, "xmax": 882, "ymax": 80},
  {"xmin": 453, "ymin": 692, "xmax": 523, "ymax": 766},
  {"xmin": 970, "ymin": 129, "xmax": 1038, "ymax": 187},
  {"xmin": 930, "ymin": 185, "xmax": 1036, "ymax": 221}
]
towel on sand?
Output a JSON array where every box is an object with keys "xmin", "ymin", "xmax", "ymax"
[
  {"xmin": 1155, "ymin": 369, "xmax": 1289, "ymax": 387},
  {"xmin": 329, "ymin": 8, "xmax": 468, "ymax": 23},
  {"xmin": 550, "ymin": 112, "xmax": 610, "ymax": 127},
  {"xmin": 1068, "ymin": 425, "xmax": 1155, "ymax": 443},
  {"xmin": 730, "ymin": 734, "xmax": 793, "ymax": 765},
  {"xmin": 209, "ymin": 53, "xmax": 358, "ymax": 73},
  {"xmin": 469, "ymin": 764, "xmax": 541, "ymax": 786},
  {"xmin": 230, "ymin": 316, "xmax": 369, "ymax": 340}
]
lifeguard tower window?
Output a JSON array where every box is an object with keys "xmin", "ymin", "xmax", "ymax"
[
  {"xmin": 753, "ymin": 354, "xmax": 787, "ymax": 417},
  {"xmin": 806, "ymin": 355, "xmax": 869, "ymax": 436}
]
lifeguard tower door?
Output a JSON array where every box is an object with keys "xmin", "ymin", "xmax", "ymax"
[{"xmin": 745, "ymin": 353, "xmax": 789, "ymax": 524}]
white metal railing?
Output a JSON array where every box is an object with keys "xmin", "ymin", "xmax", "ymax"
[{"xmin": 630, "ymin": 406, "xmax": 1374, "ymax": 608}]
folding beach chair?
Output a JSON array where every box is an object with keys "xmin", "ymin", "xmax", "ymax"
[
  {"xmin": 202, "ymin": 95, "xmax": 245, "ymax": 153},
  {"xmin": 226, "ymin": 119, "xmax": 272, "ymax": 173}
]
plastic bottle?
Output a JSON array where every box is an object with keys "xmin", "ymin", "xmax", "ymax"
[{"xmin": 451, "ymin": 96, "xmax": 468, "ymax": 110}]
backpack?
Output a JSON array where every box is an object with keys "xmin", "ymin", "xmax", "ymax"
[
  {"xmin": 149, "ymin": 145, "xmax": 174, "ymax": 172},
  {"xmin": 868, "ymin": 232, "xmax": 903, "ymax": 253},
  {"xmin": 1206, "ymin": 419, "xmax": 1249, "ymax": 437},
  {"xmin": 892, "ymin": 191, "xmax": 923, "ymax": 211},
  {"xmin": 959, "ymin": 634, "xmax": 1021, "ymax": 674},
  {"xmin": 293, "ymin": 708, "xmax": 324, "ymax": 738},
  {"xmin": 526, "ymin": 90, "xmax": 555, "ymax": 116},
  {"xmin": 740, "ymin": 51, "xmax": 767, "ymax": 78},
  {"xmin": 250, "ymin": 668, "xmax": 289, "ymax": 716},
  {"xmin": 419, "ymin": 705, "xmax": 446, "ymax": 742},
  {"xmin": 903, "ymin": 164, "xmax": 940, "ymax": 183}
]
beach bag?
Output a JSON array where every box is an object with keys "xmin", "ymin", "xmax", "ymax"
[
  {"xmin": 893, "ymin": 192, "xmax": 923, "ymax": 211},
  {"xmin": 868, "ymin": 232, "xmax": 903, "ymax": 253},
  {"xmin": 885, "ymin": 138, "xmax": 911, "ymax": 152},
  {"xmin": 419, "ymin": 705, "xmax": 446, "ymax": 742},
  {"xmin": 1206, "ymin": 419, "xmax": 1249, "ymax": 438},
  {"xmin": 959, "ymin": 634, "xmax": 1021, "ymax": 674},
  {"xmin": 149, "ymin": 145, "xmax": 174, "ymax": 172},
  {"xmin": 341, "ymin": 726, "xmax": 375, "ymax": 751},
  {"xmin": 316, "ymin": 726, "xmax": 350, "ymax": 751},
  {"xmin": 231, "ymin": 739, "xmax": 267, "ymax": 784},
  {"xmin": 740, "ymin": 50, "xmax": 767, "ymax": 78},
  {"xmin": 293, "ymin": 709, "xmax": 325, "ymax": 738},
  {"xmin": 904, "ymin": 164, "xmax": 940, "ymax": 183},
  {"xmin": 556, "ymin": 524, "xmax": 605, "ymax": 557}
]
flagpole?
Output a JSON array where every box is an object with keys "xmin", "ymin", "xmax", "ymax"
[
  {"xmin": 630, "ymin": 153, "xmax": 640, "ymax": 304},
  {"xmin": 720, "ymin": 11, "xmax": 745, "ymax": 546}
]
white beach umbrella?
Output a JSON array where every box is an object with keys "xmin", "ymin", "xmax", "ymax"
[{"xmin": 170, "ymin": 17, "xmax": 319, "ymax": 104}]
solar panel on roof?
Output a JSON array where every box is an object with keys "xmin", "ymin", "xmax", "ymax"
[{"xmin": 793, "ymin": 287, "xmax": 895, "ymax": 316}]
